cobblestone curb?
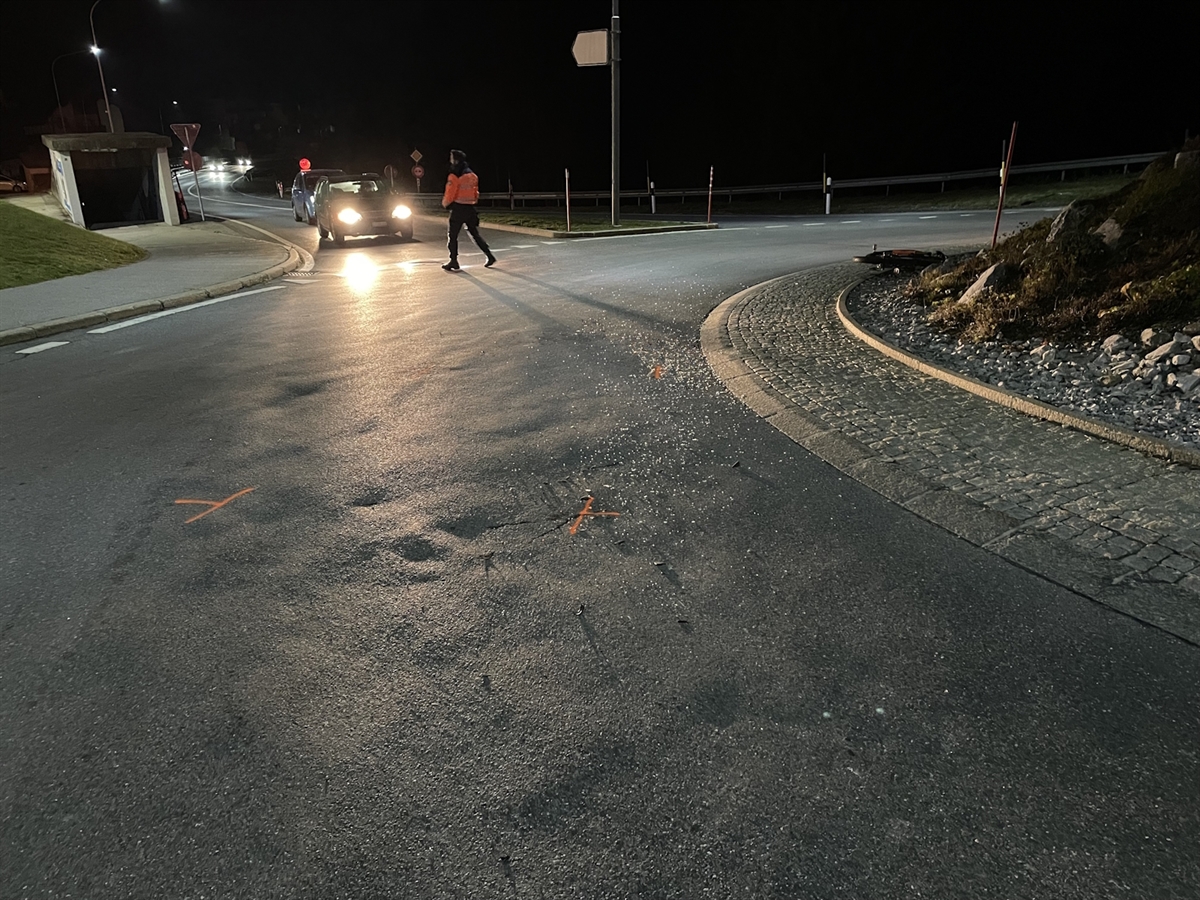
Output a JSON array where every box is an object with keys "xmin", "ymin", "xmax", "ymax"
[{"xmin": 702, "ymin": 265, "xmax": 1200, "ymax": 646}]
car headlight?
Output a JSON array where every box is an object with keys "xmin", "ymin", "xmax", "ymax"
[
  {"xmin": 391, "ymin": 205, "xmax": 412, "ymax": 220},
  {"xmin": 337, "ymin": 208, "xmax": 362, "ymax": 225}
]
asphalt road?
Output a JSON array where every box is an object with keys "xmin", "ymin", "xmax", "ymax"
[{"xmin": 2, "ymin": 177, "xmax": 1196, "ymax": 899}]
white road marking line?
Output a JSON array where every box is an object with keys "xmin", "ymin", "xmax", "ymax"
[
  {"xmin": 803, "ymin": 222, "xmax": 825, "ymax": 227},
  {"xmin": 960, "ymin": 213, "xmax": 974, "ymax": 217},
  {"xmin": 16, "ymin": 341, "xmax": 69, "ymax": 355},
  {"xmin": 764, "ymin": 224, "xmax": 789, "ymax": 229},
  {"xmin": 840, "ymin": 220, "xmax": 861, "ymax": 224},
  {"xmin": 511, "ymin": 244, "xmax": 536, "ymax": 248},
  {"xmin": 572, "ymin": 229, "xmax": 717, "ymax": 243},
  {"xmin": 87, "ymin": 284, "xmax": 288, "ymax": 333},
  {"xmin": 919, "ymin": 215, "xmax": 938, "ymax": 219}
]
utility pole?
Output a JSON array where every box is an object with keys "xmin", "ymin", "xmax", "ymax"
[
  {"xmin": 89, "ymin": 0, "xmax": 115, "ymax": 133},
  {"xmin": 610, "ymin": 0, "xmax": 621, "ymax": 227}
]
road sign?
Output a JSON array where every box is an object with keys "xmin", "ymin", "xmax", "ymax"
[
  {"xmin": 170, "ymin": 123, "xmax": 205, "ymax": 221},
  {"xmin": 298, "ymin": 157, "xmax": 311, "ymax": 171},
  {"xmin": 572, "ymin": 29, "xmax": 608, "ymax": 66},
  {"xmin": 410, "ymin": 149, "xmax": 423, "ymax": 163},
  {"xmin": 170, "ymin": 122, "xmax": 201, "ymax": 150},
  {"xmin": 412, "ymin": 165, "xmax": 425, "ymax": 178}
]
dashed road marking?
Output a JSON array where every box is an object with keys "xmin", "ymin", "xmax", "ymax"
[
  {"xmin": 16, "ymin": 341, "xmax": 69, "ymax": 355},
  {"xmin": 765, "ymin": 224, "xmax": 789, "ymax": 229},
  {"xmin": 88, "ymin": 285, "xmax": 288, "ymax": 334},
  {"xmin": 919, "ymin": 215, "xmax": 938, "ymax": 219}
]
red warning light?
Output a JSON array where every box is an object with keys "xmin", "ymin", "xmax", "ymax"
[{"xmin": 298, "ymin": 158, "xmax": 311, "ymax": 171}]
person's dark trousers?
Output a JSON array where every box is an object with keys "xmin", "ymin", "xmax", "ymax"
[{"xmin": 447, "ymin": 202, "xmax": 493, "ymax": 263}]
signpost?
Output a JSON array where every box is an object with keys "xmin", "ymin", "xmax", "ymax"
[
  {"xmin": 170, "ymin": 123, "xmax": 204, "ymax": 221},
  {"xmin": 573, "ymin": 1, "xmax": 620, "ymax": 227},
  {"xmin": 412, "ymin": 164, "xmax": 424, "ymax": 193},
  {"xmin": 992, "ymin": 121, "xmax": 1018, "ymax": 249}
]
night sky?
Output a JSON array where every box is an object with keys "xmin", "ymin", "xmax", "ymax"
[{"xmin": 2, "ymin": 1, "xmax": 1196, "ymax": 191}]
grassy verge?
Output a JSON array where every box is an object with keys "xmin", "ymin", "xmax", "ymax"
[{"xmin": 0, "ymin": 201, "xmax": 147, "ymax": 290}]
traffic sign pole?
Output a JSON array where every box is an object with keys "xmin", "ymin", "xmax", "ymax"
[{"xmin": 171, "ymin": 123, "xmax": 204, "ymax": 221}]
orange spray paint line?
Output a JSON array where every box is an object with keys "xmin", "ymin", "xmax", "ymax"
[
  {"xmin": 175, "ymin": 487, "xmax": 256, "ymax": 524},
  {"xmin": 569, "ymin": 495, "xmax": 621, "ymax": 535}
]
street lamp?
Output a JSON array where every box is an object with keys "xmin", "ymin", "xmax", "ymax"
[
  {"xmin": 52, "ymin": 50, "xmax": 91, "ymax": 133},
  {"xmin": 89, "ymin": 0, "xmax": 115, "ymax": 133}
]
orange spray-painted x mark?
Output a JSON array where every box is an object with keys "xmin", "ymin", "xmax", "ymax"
[
  {"xmin": 569, "ymin": 495, "xmax": 621, "ymax": 535},
  {"xmin": 175, "ymin": 487, "xmax": 256, "ymax": 523}
]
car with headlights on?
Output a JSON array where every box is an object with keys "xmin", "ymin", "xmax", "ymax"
[{"xmin": 314, "ymin": 173, "xmax": 414, "ymax": 243}]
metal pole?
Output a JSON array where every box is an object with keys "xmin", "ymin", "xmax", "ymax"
[
  {"xmin": 610, "ymin": 0, "xmax": 620, "ymax": 227},
  {"xmin": 565, "ymin": 168, "xmax": 571, "ymax": 233},
  {"xmin": 991, "ymin": 121, "xmax": 1018, "ymax": 249},
  {"xmin": 706, "ymin": 166, "xmax": 714, "ymax": 224},
  {"xmin": 89, "ymin": 1, "xmax": 114, "ymax": 133}
]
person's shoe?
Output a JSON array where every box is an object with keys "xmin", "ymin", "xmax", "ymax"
[
  {"xmin": 484, "ymin": 254, "xmax": 497, "ymax": 268},
  {"xmin": 441, "ymin": 261, "xmax": 460, "ymax": 271}
]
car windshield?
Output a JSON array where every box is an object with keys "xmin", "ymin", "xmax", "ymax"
[
  {"xmin": 330, "ymin": 179, "xmax": 385, "ymax": 195},
  {"xmin": 303, "ymin": 174, "xmax": 326, "ymax": 190}
]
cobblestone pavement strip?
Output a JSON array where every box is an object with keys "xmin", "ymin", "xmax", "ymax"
[{"xmin": 701, "ymin": 264, "xmax": 1200, "ymax": 646}]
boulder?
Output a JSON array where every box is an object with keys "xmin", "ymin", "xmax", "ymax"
[
  {"xmin": 957, "ymin": 263, "xmax": 1015, "ymax": 305},
  {"xmin": 1173, "ymin": 373, "xmax": 1200, "ymax": 394},
  {"xmin": 1145, "ymin": 341, "xmax": 1185, "ymax": 365},
  {"xmin": 1141, "ymin": 327, "xmax": 1171, "ymax": 347},
  {"xmin": 1175, "ymin": 150, "xmax": 1200, "ymax": 170},
  {"xmin": 1091, "ymin": 217, "xmax": 1124, "ymax": 248},
  {"xmin": 1046, "ymin": 201, "xmax": 1090, "ymax": 243},
  {"xmin": 1193, "ymin": 335, "xmax": 1200, "ymax": 353},
  {"xmin": 1101, "ymin": 334, "xmax": 1131, "ymax": 353}
]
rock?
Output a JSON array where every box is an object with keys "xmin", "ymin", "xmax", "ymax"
[
  {"xmin": 1097, "ymin": 373, "xmax": 1123, "ymax": 387},
  {"xmin": 1173, "ymin": 373, "xmax": 1200, "ymax": 393},
  {"xmin": 1101, "ymin": 334, "xmax": 1132, "ymax": 353},
  {"xmin": 957, "ymin": 263, "xmax": 1015, "ymax": 305},
  {"xmin": 1171, "ymin": 353, "xmax": 1192, "ymax": 367},
  {"xmin": 1175, "ymin": 150, "xmax": 1200, "ymax": 170},
  {"xmin": 1183, "ymin": 322, "xmax": 1200, "ymax": 337},
  {"xmin": 1046, "ymin": 200, "xmax": 1090, "ymax": 243},
  {"xmin": 1141, "ymin": 327, "xmax": 1171, "ymax": 347},
  {"xmin": 1193, "ymin": 335, "xmax": 1200, "ymax": 352},
  {"xmin": 1174, "ymin": 332, "xmax": 1191, "ymax": 344},
  {"xmin": 1145, "ymin": 341, "xmax": 1185, "ymax": 365},
  {"xmin": 1091, "ymin": 217, "xmax": 1124, "ymax": 248}
]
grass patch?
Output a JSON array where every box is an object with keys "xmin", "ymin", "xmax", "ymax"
[
  {"xmin": 904, "ymin": 141, "xmax": 1200, "ymax": 342},
  {"xmin": 0, "ymin": 201, "xmax": 147, "ymax": 290}
]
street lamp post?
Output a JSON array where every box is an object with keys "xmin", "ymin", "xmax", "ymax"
[
  {"xmin": 52, "ymin": 50, "xmax": 90, "ymax": 133},
  {"xmin": 89, "ymin": 0, "xmax": 115, "ymax": 133}
]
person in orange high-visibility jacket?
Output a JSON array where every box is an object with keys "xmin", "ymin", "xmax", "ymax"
[{"xmin": 441, "ymin": 149, "xmax": 496, "ymax": 270}]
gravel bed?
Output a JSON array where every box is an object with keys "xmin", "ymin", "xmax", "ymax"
[{"xmin": 846, "ymin": 272, "xmax": 1200, "ymax": 450}]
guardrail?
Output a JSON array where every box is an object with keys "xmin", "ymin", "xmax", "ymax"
[{"xmin": 449, "ymin": 151, "xmax": 1165, "ymax": 205}]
